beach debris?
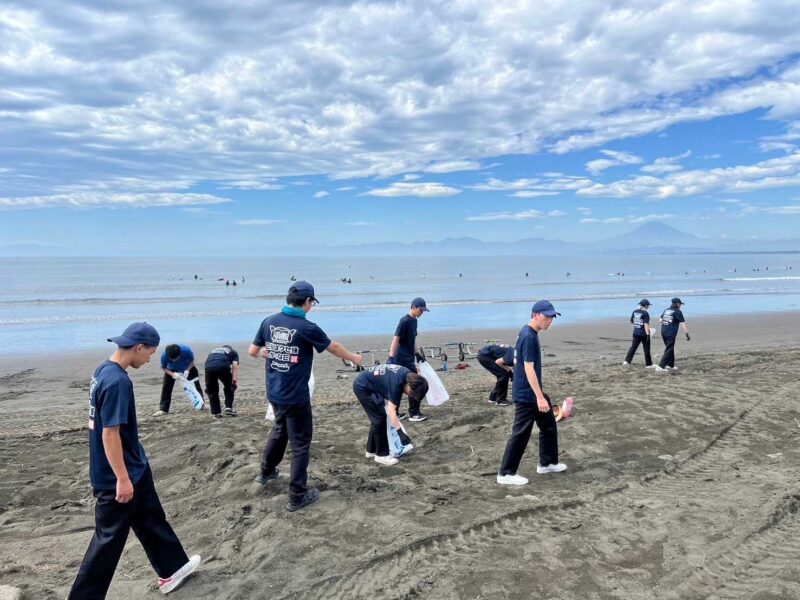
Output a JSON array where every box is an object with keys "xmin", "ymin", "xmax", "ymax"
[
  {"xmin": 0, "ymin": 586, "xmax": 23, "ymax": 600},
  {"xmin": 766, "ymin": 452, "xmax": 783, "ymax": 459},
  {"xmin": 553, "ymin": 397, "xmax": 575, "ymax": 422},
  {"xmin": 657, "ymin": 455, "xmax": 673, "ymax": 461}
]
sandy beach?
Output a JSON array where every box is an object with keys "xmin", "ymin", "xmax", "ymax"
[{"xmin": 1, "ymin": 312, "xmax": 799, "ymax": 599}]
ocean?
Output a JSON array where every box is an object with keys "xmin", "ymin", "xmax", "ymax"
[{"xmin": 1, "ymin": 254, "xmax": 799, "ymax": 355}]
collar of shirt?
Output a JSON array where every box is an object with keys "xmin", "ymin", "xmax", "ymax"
[{"xmin": 281, "ymin": 306, "xmax": 307, "ymax": 318}]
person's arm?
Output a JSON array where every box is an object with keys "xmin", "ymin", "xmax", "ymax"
[
  {"xmin": 524, "ymin": 362, "xmax": 548, "ymax": 413},
  {"xmin": 102, "ymin": 426, "xmax": 133, "ymax": 503},
  {"xmin": 232, "ymin": 361, "xmax": 240, "ymax": 384},
  {"xmin": 163, "ymin": 367, "xmax": 177, "ymax": 378},
  {"xmin": 386, "ymin": 400, "xmax": 402, "ymax": 429},
  {"xmin": 644, "ymin": 323, "xmax": 651, "ymax": 336},
  {"xmin": 248, "ymin": 343, "xmax": 264, "ymax": 358},
  {"xmin": 681, "ymin": 321, "xmax": 689, "ymax": 340},
  {"xmin": 388, "ymin": 336, "xmax": 400, "ymax": 361},
  {"xmin": 327, "ymin": 341, "xmax": 363, "ymax": 366},
  {"xmin": 495, "ymin": 357, "xmax": 512, "ymax": 372}
]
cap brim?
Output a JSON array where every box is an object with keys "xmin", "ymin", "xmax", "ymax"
[
  {"xmin": 421, "ymin": 307, "xmax": 430, "ymax": 312},
  {"xmin": 311, "ymin": 296, "xmax": 319, "ymax": 303},
  {"xmin": 542, "ymin": 310, "xmax": 561, "ymax": 317},
  {"xmin": 108, "ymin": 335, "xmax": 134, "ymax": 346}
]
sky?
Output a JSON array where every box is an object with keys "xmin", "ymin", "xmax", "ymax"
[{"xmin": 1, "ymin": 0, "xmax": 800, "ymax": 255}]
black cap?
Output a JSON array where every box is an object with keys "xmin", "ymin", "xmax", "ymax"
[
  {"xmin": 289, "ymin": 280, "xmax": 319, "ymax": 303},
  {"xmin": 639, "ymin": 299, "xmax": 651, "ymax": 306},
  {"xmin": 671, "ymin": 297, "xmax": 684, "ymax": 305}
]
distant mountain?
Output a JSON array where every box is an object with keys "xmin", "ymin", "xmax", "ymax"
[
  {"xmin": 596, "ymin": 221, "xmax": 699, "ymax": 247},
  {"xmin": 0, "ymin": 243, "xmax": 70, "ymax": 257}
]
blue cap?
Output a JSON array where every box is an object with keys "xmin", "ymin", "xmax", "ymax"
[
  {"xmin": 411, "ymin": 297, "xmax": 429, "ymax": 312},
  {"xmin": 639, "ymin": 298, "xmax": 651, "ymax": 306},
  {"xmin": 671, "ymin": 297, "xmax": 684, "ymax": 305},
  {"xmin": 289, "ymin": 280, "xmax": 319, "ymax": 303},
  {"xmin": 108, "ymin": 322, "xmax": 160, "ymax": 347},
  {"xmin": 531, "ymin": 299, "xmax": 560, "ymax": 317}
]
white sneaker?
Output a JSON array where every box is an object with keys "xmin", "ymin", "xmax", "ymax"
[
  {"xmin": 667, "ymin": 366, "xmax": 678, "ymax": 371},
  {"xmin": 374, "ymin": 455, "xmax": 399, "ymax": 466},
  {"xmin": 621, "ymin": 361, "xmax": 630, "ymax": 367},
  {"xmin": 537, "ymin": 463, "xmax": 568, "ymax": 474},
  {"xmin": 151, "ymin": 410, "xmax": 167, "ymax": 417},
  {"xmin": 497, "ymin": 473, "xmax": 529, "ymax": 485},
  {"xmin": 654, "ymin": 366, "xmax": 668, "ymax": 373},
  {"xmin": 645, "ymin": 365, "xmax": 657, "ymax": 369},
  {"xmin": 365, "ymin": 451, "xmax": 376, "ymax": 458},
  {"xmin": 159, "ymin": 555, "xmax": 201, "ymax": 594}
]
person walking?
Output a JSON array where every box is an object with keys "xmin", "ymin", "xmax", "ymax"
[
  {"xmin": 656, "ymin": 297, "xmax": 690, "ymax": 372},
  {"xmin": 387, "ymin": 297, "xmax": 429, "ymax": 422},
  {"xmin": 352, "ymin": 364, "xmax": 429, "ymax": 466},
  {"xmin": 249, "ymin": 281, "xmax": 363, "ymax": 512},
  {"xmin": 497, "ymin": 300, "xmax": 567, "ymax": 486},
  {"xmin": 154, "ymin": 343, "xmax": 204, "ymax": 416},
  {"xmin": 476, "ymin": 343, "xmax": 515, "ymax": 405},
  {"xmin": 204, "ymin": 345, "xmax": 240, "ymax": 418},
  {"xmin": 622, "ymin": 299, "xmax": 654, "ymax": 368},
  {"xmin": 68, "ymin": 322, "xmax": 200, "ymax": 599}
]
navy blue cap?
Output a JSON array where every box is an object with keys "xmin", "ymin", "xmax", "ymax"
[
  {"xmin": 671, "ymin": 297, "xmax": 684, "ymax": 305},
  {"xmin": 639, "ymin": 298, "xmax": 651, "ymax": 306},
  {"xmin": 289, "ymin": 280, "xmax": 319, "ymax": 303},
  {"xmin": 411, "ymin": 297, "xmax": 429, "ymax": 312},
  {"xmin": 108, "ymin": 322, "xmax": 160, "ymax": 347},
  {"xmin": 531, "ymin": 299, "xmax": 560, "ymax": 317}
]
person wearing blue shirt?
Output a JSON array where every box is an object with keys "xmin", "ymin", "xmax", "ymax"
[
  {"xmin": 497, "ymin": 300, "xmax": 567, "ymax": 486},
  {"xmin": 656, "ymin": 297, "xmax": 690, "ymax": 372},
  {"xmin": 352, "ymin": 364, "xmax": 428, "ymax": 466},
  {"xmin": 68, "ymin": 322, "xmax": 200, "ymax": 598},
  {"xmin": 622, "ymin": 299, "xmax": 655, "ymax": 368},
  {"xmin": 477, "ymin": 343, "xmax": 515, "ymax": 406},
  {"xmin": 204, "ymin": 345, "xmax": 240, "ymax": 418},
  {"xmin": 249, "ymin": 281, "xmax": 363, "ymax": 512},
  {"xmin": 154, "ymin": 343, "xmax": 204, "ymax": 415},
  {"xmin": 387, "ymin": 297, "xmax": 429, "ymax": 422}
]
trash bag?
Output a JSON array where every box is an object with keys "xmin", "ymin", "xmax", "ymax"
[
  {"xmin": 418, "ymin": 361, "xmax": 449, "ymax": 406},
  {"xmin": 386, "ymin": 404, "xmax": 413, "ymax": 458},
  {"xmin": 180, "ymin": 377, "xmax": 204, "ymax": 410}
]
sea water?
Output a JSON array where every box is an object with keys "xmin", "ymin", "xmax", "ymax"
[{"xmin": 0, "ymin": 254, "xmax": 799, "ymax": 354}]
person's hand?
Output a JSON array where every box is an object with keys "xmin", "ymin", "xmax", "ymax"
[
  {"xmin": 685, "ymin": 333, "xmax": 691, "ymax": 341},
  {"xmin": 170, "ymin": 371, "xmax": 179, "ymax": 380},
  {"xmin": 115, "ymin": 477, "xmax": 134, "ymax": 503},
  {"xmin": 536, "ymin": 395, "xmax": 549, "ymax": 413},
  {"xmin": 232, "ymin": 380, "xmax": 238, "ymax": 391},
  {"xmin": 386, "ymin": 356, "xmax": 396, "ymax": 365},
  {"xmin": 415, "ymin": 351, "xmax": 426, "ymax": 363},
  {"xmin": 353, "ymin": 354, "xmax": 363, "ymax": 367},
  {"xmin": 258, "ymin": 347, "xmax": 268, "ymax": 359}
]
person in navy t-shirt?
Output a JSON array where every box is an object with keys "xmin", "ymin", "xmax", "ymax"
[
  {"xmin": 388, "ymin": 297, "xmax": 429, "ymax": 421},
  {"xmin": 249, "ymin": 281, "xmax": 363, "ymax": 512},
  {"xmin": 204, "ymin": 345, "xmax": 240, "ymax": 418},
  {"xmin": 352, "ymin": 365, "xmax": 429, "ymax": 465},
  {"xmin": 497, "ymin": 300, "xmax": 567, "ymax": 486},
  {"xmin": 657, "ymin": 297, "xmax": 690, "ymax": 372},
  {"xmin": 155, "ymin": 343, "xmax": 204, "ymax": 415},
  {"xmin": 623, "ymin": 299, "xmax": 654, "ymax": 368},
  {"xmin": 477, "ymin": 343, "xmax": 515, "ymax": 405},
  {"xmin": 69, "ymin": 322, "xmax": 200, "ymax": 599}
]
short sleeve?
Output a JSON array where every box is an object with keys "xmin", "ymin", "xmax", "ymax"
[
  {"xmin": 305, "ymin": 323, "xmax": 332, "ymax": 353},
  {"xmin": 99, "ymin": 380, "xmax": 131, "ymax": 428},
  {"xmin": 160, "ymin": 352, "xmax": 167, "ymax": 369},
  {"xmin": 642, "ymin": 312, "xmax": 650, "ymax": 324},
  {"xmin": 231, "ymin": 350, "xmax": 240, "ymax": 363},
  {"xmin": 520, "ymin": 332, "xmax": 539, "ymax": 364},
  {"xmin": 394, "ymin": 318, "xmax": 408, "ymax": 338},
  {"xmin": 252, "ymin": 321, "xmax": 267, "ymax": 346},
  {"xmin": 630, "ymin": 311, "xmax": 635, "ymax": 324},
  {"xmin": 185, "ymin": 347, "xmax": 194, "ymax": 362},
  {"xmin": 675, "ymin": 310, "xmax": 685, "ymax": 323},
  {"xmin": 501, "ymin": 347, "xmax": 515, "ymax": 365}
]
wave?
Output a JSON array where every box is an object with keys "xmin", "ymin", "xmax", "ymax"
[{"xmin": 721, "ymin": 276, "xmax": 800, "ymax": 282}]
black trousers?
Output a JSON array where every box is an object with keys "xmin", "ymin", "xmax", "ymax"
[
  {"xmin": 624, "ymin": 335, "xmax": 652, "ymax": 366},
  {"xmin": 477, "ymin": 353, "xmax": 511, "ymax": 403},
  {"xmin": 353, "ymin": 383, "xmax": 390, "ymax": 457},
  {"xmin": 261, "ymin": 402, "xmax": 313, "ymax": 505},
  {"xmin": 659, "ymin": 335, "xmax": 677, "ymax": 368},
  {"xmin": 68, "ymin": 467, "xmax": 188, "ymax": 600},
  {"xmin": 396, "ymin": 359, "xmax": 421, "ymax": 416},
  {"xmin": 205, "ymin": 365, "xmax": 235, "ymax": 415},
  {"xmin": 499, "ymin": 394, "xmax": 559, "ymax": 475},
  {"xmin": 160, "ymin": 366, "xmax": 202, "ymax": 412}
]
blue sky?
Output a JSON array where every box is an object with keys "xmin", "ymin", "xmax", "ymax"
[{"xmin": 1, "ymin": 1, "xmax": 800, "ymax": 255}]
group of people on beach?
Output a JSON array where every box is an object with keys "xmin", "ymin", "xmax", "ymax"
[
  {"xmin": 621, "ymin": 297, "xmax": 690, "ymax": 372},
  {"xmin": 68, "ymin": 278, "xmax": 680, "ymax": 598}
]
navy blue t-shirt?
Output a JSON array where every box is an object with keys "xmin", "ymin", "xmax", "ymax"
[
  {"xmin": 205, "ymin": 346, "xmax": 240, "ymax": 369},
  {"xmin": 480, "ymin": 343, "xmax": 515, "ymax": 365},
  {"xmin": 630, "ymin": 309, "xmax": 650, "ymax": 337},
  {"xmin": 253, "ymin": 312, "xmax": 331, "ymax": 404},
  {"xmin": 660, "ymin": 308, "xmax": 685, "ymax": 337},
  {"xmin": 512, "ymin": 325, "xmax": 543, "ymax": 404},
  {"xmin": 160, "ymin": 344, "xmax": 194, "ymax": 373},
  {"xmin": 354, "ymin": 364, "xmax": 411, "ymax": 406},
  {"xmin": 394, "ymin": 314, "xmax": 418, "ymax": 367},
  {"xmin": 88, "ymin": 361, "xmax": 148, "ymax": 490}
]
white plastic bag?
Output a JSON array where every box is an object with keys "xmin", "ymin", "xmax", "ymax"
[
  {"xmin": 418, "ymin": 361, "xmax": 449, "ymax": 406},
  {"xmin": 386, "ymin": 404, "xmax": 412, "ymax": 458},
  {"xmin": 179, "ymin": 376, "xmax": 204, "ymax": 410}
]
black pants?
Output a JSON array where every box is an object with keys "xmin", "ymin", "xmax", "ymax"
[
  {"xmin": 659, "ymin": 335, "xmax": 677, "ymax": 368},
  {"xmin": 205, "ymin": 365, "xmax": 234, "ymax": 415},
  {"xmin": 624, "ymin": 335, "xmax": 652, "ymax": 366},
  {"xmin": 499, "ymin": 395, "xmax": 559, "ymax": 475},
  {"xmin": 160, "ymin": 366, "xmax": 202, "ymax": 412},
  {"xmin": 396, "ymin": 360, "xmax": 421, "ymax": 416},
  {"xmin": 354, "ymin": 383, "xmax": 390, "ymax": 457},
  {"xmin": 261, "ymin": 402, "xmax": 313, "ymax": 505},
  {"xmin": 477, "ymin": 353, "xmax": 511, "ymax": 403},
  {"xmin": 68, "ymin": 467, "xmax": 188, "ymax": 600}
]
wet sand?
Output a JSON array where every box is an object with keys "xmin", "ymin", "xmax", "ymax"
[{"xmin": 1, "ymin": 312, "xmax": 799, "ymax": 599}]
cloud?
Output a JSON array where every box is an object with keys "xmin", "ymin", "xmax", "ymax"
[
  {"xmin": 347, "ymin": 221, "xmax": 374, "ymax": 226},
  {"xmin": 510, "ymin": 190, "xmax": 559, "ymax": 198},
  {"xmin": 466, "ymin": 209, "xmax": 543, "ymax": 221},
  {"xmin": 640, "ymin": 151, "xmax": 692, "ymax": 174},
  {"xmin": 313, "ymin": 191, "xmax": 329, "ymax": 198},
  {"xmin": 335, "ymin": 186, "xmax": 357, "ymax": 191},
  {"xmin": 586, "ymin": 150, "xmax": 643, "ymax": 175},
  {"xmin": 547, "ymin": 210, "xmax": 567, "ymax": 217},
  {"xmin": 580, "ymin": 213, "xmax": 674, "ymax": 224},
  {"xmin": 221, "ymin": 180, "xmax": 284, "ymax": 191},
  {"xmin": 366, "ymin": 182, "xmax": 460, "ymax": 197},
  {"xmin": 423, "ymin": 160, "xmax": 483, "ymax": 173},
  {"xmin": 402, "ymin": 174, "xmax": 421, "ymax": 181},
  {"xmin": 0, "ymin": 192, "xmax": 231, "ymax": 209},
  {"xmin": 577, "ymin": 206, "xmax": 592, "ymax": 214},
  {"xmin": 236, "ymin": 219, "xmax": 284, "ymax": 226},
  {"xmin": 468, "ymin": 178, "xmax": 540, "ymax": 191}
]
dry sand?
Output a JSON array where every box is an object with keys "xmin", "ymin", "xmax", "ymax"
[{"xmin": 1, "ymin": 312, "xmax": 799, "ymax": 599}]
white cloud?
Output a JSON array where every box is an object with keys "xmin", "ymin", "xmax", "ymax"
[
  {"xmin": 579, "ymin": 213, "xmax": 673, "ymax": 224},
  {"xmin": 511, "ymin": 190, "xmax": 559, "ymax": 198},
  {"xmin": 313, "ymin": 191, "xmax": 329, "ymax": 198},
  {"xmin": 547, "ymin": 210, "xmax": 567, "ymax": 217},
  {"xmin": 0, "ymin": 192, "xmax": 230, "ymax": 209},
  {"xmin": 577, "ymin": 206, "xmax": 592, "ymax": 214},
  {"xmin": 586, "ymin": 150, "xmax": 643, "ymax": 175},
  {"xmin": 423, "ymin": 160, "xmax": 483, "ymax": 173},
  {"xmin": 221, "ymin": 180, "xmax": 284, "ymax": 191},
  {"xmin": 466, "ymin": 209, "xmax": 543, "ymax": 221},
  {"xmin": 468, "ymin": 178, "xmax": 540, "ymax": 192},
  {"xmin": 641, "ymin": 151, "xmax": 692, "ymax": 174},
  {"xmin": 366, "ymin": 182, "xmax": 460, "ymax": 197},
  {"xmin": 347, "ymin": 221, "xmax": 374, "ymax": 226},
  {"xmin": 236, "ymin": 219, "xmax": 284, "ymax": 226},
  {"xmin": 402, "ymin": 174, "xmax": 421, "ymax": 181},
  {"xmin": 335, "ymin": 186, "xmax": 357, "ymax": 191}
]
